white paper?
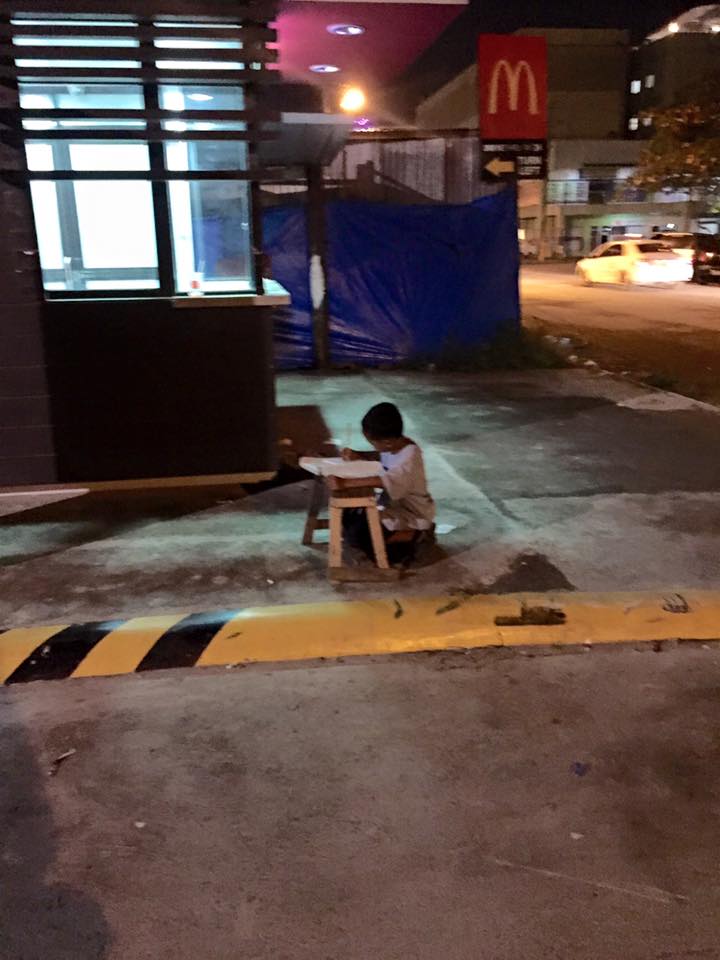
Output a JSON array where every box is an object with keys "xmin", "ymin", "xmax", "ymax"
[{"xmin": 300, "ymin": 456, "xmax": 384, "ymax": 479}]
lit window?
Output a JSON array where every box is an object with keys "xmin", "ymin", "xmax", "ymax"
[
  {"xmin": 630, "ymin": 79, "xmax": 642, "ymax": 94},
  {"xmin": 642, "ymin": 116, "xmax": 653, "ymax": 127},
  {"xmin": 628, "ymin": 117, "xmax": 639, "ymax": 131},
  {"xmin": 21, "ymin": 83, "xmax": 160, "ymax": 292},
  {"xmin": 645, "ymin": 74, "xmax": 655, "ymax": 88},
  {"xmin": 14, "ymin": 19, "xmax": 254, "ymax": 297},
  {"xmin": 161, "ymin": 85, "xmax": 251, "ymax": 294}
]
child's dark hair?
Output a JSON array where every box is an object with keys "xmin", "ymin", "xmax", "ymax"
[{"xmin": 362, "ymin": 402, "xmax": 403, "ymax": 440}]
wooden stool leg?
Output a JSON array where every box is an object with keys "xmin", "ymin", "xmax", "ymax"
[
  {"xmin": 302, "ymin": 475, "xmax": 325, "ymax": 546},
  {"xmin": 328, "ymin": 504, "xmax": 343, "ymax": 569},
  {"xmin": 366, "ymin": 505, "xmax": 389, "ymax": 569}
]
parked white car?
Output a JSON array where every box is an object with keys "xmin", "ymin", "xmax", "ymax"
[
  {"xmin": 650, "ymin": 232, "xmax": 695, "ymax": 262},
  {"xmin": 576, "ymin": 240, "xmax": 694, "ymax": 286}
]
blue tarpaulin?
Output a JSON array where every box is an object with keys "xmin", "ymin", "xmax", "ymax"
[
  {"xmin": 263, "ymin": 188, "xmax": 519, "ymax": 369},
  {"xmin": 263, "ymin": 204, "xmax": 314, "ymax": 369}
]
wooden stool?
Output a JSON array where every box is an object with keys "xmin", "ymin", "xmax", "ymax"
[
  {"xmin": 328, "ymin": 484, "xmax": 389, "ymax": 572},
  {"xmin": 302, "ymin": 474, "xmax": 395, "ymax": 580},
  {"xmin": 302, "ymin": 474, "xmax": 328, "ymax": 547}
]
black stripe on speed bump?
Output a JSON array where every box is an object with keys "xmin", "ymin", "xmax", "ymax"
[
  {"xmin": 5, "ymin": 620, "xmax": 124, "ymax": 685},
  {"xmin": 135, "ymin": 610, "xmax": 237, "ymax": 673}
]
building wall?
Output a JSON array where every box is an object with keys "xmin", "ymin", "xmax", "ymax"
[
  {"xmin": 0, "ymin": 72, "xmax": 55, "ymax": 485},
  {"xmin": 519, "ymin": 28, "xmax": 629, "ymax": 140},
  {"xmin": 416, "ymin": 28, "xmax": 630, "ymax": 139},
  {"xmin": 517, "ymin": 139, "xmax": 697, "ymax": 255},
  {"xmin": 629, "ymin": 34, "xmax": 720, "ymax": 136},
  {"xmin": 0, "ymin": 176, "xmax": 279, "ymax": 489},
  {"xmin": 41, "ymin": 300, "xmax": 277, "ymax": 484},
  {"xmin": 415, "ymin": 64, "xmax": 478, "ymax": 130},
  {"xmin": 519, "ymin": 204, "xmax": 697, "ymax": 257},
  {"xmin": 0, "ymin": 177, "xmax": 59, "ymax": 487},
  {"xmin": 546, "ymin": 91, "xmax": 625, "ymax": 139},
  {"xmin": 549, "ymin": 139, "xmax": 643, "ymax": 178}
]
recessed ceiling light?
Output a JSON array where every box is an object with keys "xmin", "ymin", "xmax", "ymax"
[
  {"xmin": 187, "ymin": 93, "xmax": 213, "ymax": 102},
  {"xmin": 309, "ymin": 63, "xmax": 340, "ymax": 74},
  {"xmin": 327, "ymin": 23, "xmax": 365, "ymax": 37}
]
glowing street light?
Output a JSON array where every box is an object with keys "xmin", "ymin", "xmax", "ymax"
[
  {"xmin": 339, "ymin": 86, "xmax": 366, "ymax": 113},
  {"xmin": 668, "ymin": 21, "xmax": 680, "ymax": 33}
]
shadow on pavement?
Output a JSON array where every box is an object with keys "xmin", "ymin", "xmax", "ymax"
[
  {"xmin": 0, "ymin": 485, "xmax": 247, "ymax": 567},
  {"xmin": 0, "ymin": 700, "xmax": 110, "ymax": 959},
  {"xmin": 0, "ymin": 405, "xmax": 333, "ymax": 568}
]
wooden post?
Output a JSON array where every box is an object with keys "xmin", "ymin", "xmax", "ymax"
[{"xmin": 306, "ymin": 163, "xmax": 330, "ymax": 368}]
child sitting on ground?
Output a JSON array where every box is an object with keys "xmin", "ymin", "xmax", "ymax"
[{"xmin": 340, "ymin": 402, "xmax": 435, "ymax": 565}]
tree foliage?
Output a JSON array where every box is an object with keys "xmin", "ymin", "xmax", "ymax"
[{"xmin": 633, "ymin": 73, "xmax": 720, "ymax": 200}]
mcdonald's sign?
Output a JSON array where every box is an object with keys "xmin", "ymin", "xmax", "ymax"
[{"xmin": 478, "ymin": 34, "xmax": 548, "ymax": 140}]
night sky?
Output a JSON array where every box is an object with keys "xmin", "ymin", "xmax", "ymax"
[{"xmin": 397, "ymin": 0, "xmax": 692, "ymax": 105}]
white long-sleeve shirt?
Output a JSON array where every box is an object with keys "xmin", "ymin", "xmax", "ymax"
[{"xmin": 378, "ymin": 443, "xmax": 435, "ymax": 531}]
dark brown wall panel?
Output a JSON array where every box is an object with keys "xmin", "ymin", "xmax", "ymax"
[{"xmin": 41, "ymin": 301, "xmax": 277, "ymax": 483}]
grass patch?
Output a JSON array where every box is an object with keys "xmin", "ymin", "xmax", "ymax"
[
  {"xmin": 408, "ymin": 324, "xmax": 567, "ymax": 372},
  {"xmin": 643, "ymin": 373, "xmax": 678, "ymax": 392}
]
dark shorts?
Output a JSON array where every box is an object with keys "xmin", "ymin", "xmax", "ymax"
[{"xmin": 342, "ymin": 508, "xmax": 420, "ymax": 565}]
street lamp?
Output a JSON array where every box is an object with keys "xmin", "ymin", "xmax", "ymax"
[{"xmin": 339, "ymin": 86, "xmax": 366, "ymax": 113}]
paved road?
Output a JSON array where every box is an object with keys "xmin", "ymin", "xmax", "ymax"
[
  {"xmin": 521, "ymin": 264, "xmax": 720, "ymax": 404},
  {"xmin": 522, "ymin": 263, "xmax": 720, "ymax": 333}
]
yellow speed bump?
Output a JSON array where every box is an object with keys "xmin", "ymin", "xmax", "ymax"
[
  {"xmin": 3, "ymin": 591, "xmax": 720, "ymax": 685},
  {"xmin": 0, "ymin": 624, "xmax": 69, "ymax": 683},
  {"xmin": 72, "ymin": 613, "xmax": 188, "ymax": 678},
  {"xmin": 197, "ymin": 590, "xmax": 720, "ymax": 667},
  {"xmin": 197, "ymin": 594, "xmax": 517, "ymax": 667}
]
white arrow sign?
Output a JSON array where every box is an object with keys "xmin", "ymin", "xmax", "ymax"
[{"xmin": 484, "ymin": 157, "xmax": 516, "ymax": 177}]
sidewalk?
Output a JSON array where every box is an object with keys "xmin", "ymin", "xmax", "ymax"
[{"xmin": 2, "ymin": 369, "xmax": 719, "ymax": 628}]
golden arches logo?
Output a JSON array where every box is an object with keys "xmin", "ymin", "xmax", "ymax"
[{"xmin": 488, "ymin": 59, "xmax": 539, "ymax": 115}]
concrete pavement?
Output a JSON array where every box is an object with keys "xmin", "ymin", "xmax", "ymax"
[
  {"xmin": 3, "ymin": 643, "xmax": 720, "ymax": 959},
  {"xmin": 3, "ymin": 369, "xmax": 720, "ymax": 960},
  {"xmin": 2, "ymin": 369, "xmax": 719, "ymax": 628}
]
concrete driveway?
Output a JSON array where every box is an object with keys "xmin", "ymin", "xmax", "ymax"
[
  {"xmin": 1, "ymin": 369, "xmax": 718, "ymax": 628},
  {"xmin": 3, "ymin": 643, "xmax": 720, "ymax": 960}
]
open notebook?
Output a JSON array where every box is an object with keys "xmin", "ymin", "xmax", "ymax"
[{"xmin": 299, "ymin": 456, "xmax": 384, "ymax": 479}]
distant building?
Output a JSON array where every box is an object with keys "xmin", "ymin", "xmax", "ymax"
[
  {"xmin": 413, "ymin": 21, "xmax": 719, "ymax": 254},
  {"xmin": 627, "ymin": 5, "xmax": 720, "ymax": 138},
  {"xmin": 517, "ymin": 140, "xmax": 703, "ymax": 258}
]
